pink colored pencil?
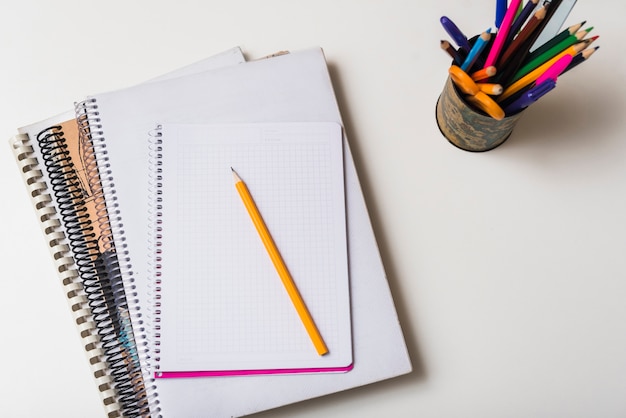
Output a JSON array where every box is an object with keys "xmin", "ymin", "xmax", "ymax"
[
  {"xmin": 484, "ymin": 0, "xmax": 522, "ymax": 68},
  {"xmin": 535, "ymin": 54, "xmax": 573, "ymax": 85}
]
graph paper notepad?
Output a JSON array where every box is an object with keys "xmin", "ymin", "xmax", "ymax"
[{"xmin": 150, "ymin": 122, "xmax": 353, "ymax": 377}]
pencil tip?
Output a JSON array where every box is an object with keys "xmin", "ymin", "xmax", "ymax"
[{"xmin": 231, "ymin": 167, "xmax": 242, "ymax": 183}]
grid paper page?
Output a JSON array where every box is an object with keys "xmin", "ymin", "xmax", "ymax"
[{"xmin": 154, "ymin": 122, "xmax": 352, "ymax": 374}]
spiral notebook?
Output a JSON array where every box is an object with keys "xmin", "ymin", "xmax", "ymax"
[
  {"xmin": 73, "ymin": 48, "xmax": 411, "ymax": 417},
  {"xmin": 11, "ymin": 47, "xmax": 411, "ymax": 418},
  {"xmin": 9, "ymin": 47, "xmax": 246, "ymax": 418},
  {"xmin": 150, "ymin": 122, "xmax": 352, "ymax": 377}
]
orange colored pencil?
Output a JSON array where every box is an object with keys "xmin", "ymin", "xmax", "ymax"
[{"xmin": 470, "ymin": 66, "xmax": 496, "ymax": 81}]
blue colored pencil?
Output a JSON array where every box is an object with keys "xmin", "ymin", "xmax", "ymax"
[{"xmin": 461, "ymin": 30, "xmax": 492, "ymax": 72}]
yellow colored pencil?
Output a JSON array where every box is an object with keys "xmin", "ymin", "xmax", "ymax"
[
  {"xmin": 477, "ymin": 83, "xmax": 503, "ymax": 95},
  {"xmin": 231, "ymin": 168, "xmax": 328, "ymax": 356},
  {"xmin": 498, "ymin": 41, "xmax": 589, "ymax": 102}
]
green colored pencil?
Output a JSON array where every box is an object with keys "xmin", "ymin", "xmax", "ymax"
[
  {"xmin": 528, "ymin": 22, "xmax": 588, "ymax": 61},
  {"xmin": 512, "ymin": 31, "xmax": 591, "ymax": 82}
]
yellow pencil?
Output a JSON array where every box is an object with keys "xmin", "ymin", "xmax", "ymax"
[
  {"xmin": 498, "ymin": 41, "xmax": 590, "ymax": 102},
  {"xmin": 476, "ymin": 83, "xmax": 503, "ymax": 95},
  {"xmin": 231, "ymin": 168, "xmax": 328, "ymax": 356}
]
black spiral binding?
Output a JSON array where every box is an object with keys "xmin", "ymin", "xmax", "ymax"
[
  {"xmin": 76, "ymin": 98, "xmax": 160, "ymax": 417},
  {"xmin": 10, "ymin": 133, "xmax": 120, "ymax": 417},
  {"xmin": 36, "ymin": 125, "xmax": 151, "ymax": 417}
]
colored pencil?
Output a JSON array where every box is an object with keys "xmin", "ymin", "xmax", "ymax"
[
  {"xmin": 512, "ymin": 30, "xmax": 594, "ymax": 81},
  {"xmin": 498, "ymin": 0, "xmax": 563, "ymax": 81},
  {"xmin": 527, "ymin": 0, "xmax": 564, "ymax": 47},
  {"xmin": 471, "ymin": 66, "xmax": 497, "ymax": 81},
  {"xmin": 441, "ymin": 40, "xmax": 464, "ymax": 65},
  {"xmin": 461, "ymin": 30, "xmax": 491, "ymax": 71},
  {"xmin": 497, "ymin": 5, "xmax": 547, "ymax": 69},
  {"xmin": 477, "ymin": 83, "xmax": 503, "ymax": 95},
  {"xmin": 438, "ymin": 0, "xmax": 598, "ymax": 119},
  {"xmin": 498, "ymin": 41, "xmax": 588, "ymax": 102},
  {"xmin": 485, "ymin": 0, "xmax": 523, "ymax": 67},
  {"xmin": 505, "ymin": 0, "xmax": 540, "ymax": 48},
  {"xmin": 527, "ymin": 21, "xmax": 586, "ymax": 61},
  {"xmin": 534, "ymin": 54, "xmax": 573, "ymax": 85},
  {"xmin": 492, "ymin": 2, "xmax": 554, "ymax": 85},
  {"xmin": 562, "ymin": 46, "xmax": 598, "ymax": 74}
]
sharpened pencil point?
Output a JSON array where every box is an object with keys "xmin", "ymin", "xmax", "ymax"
[{"xmin": 231, "ymin": 167, "xmax": 242, "ymax": 183}]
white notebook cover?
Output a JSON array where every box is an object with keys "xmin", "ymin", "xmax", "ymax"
[{"xmin": 83, "ymin": 48, "xmax": 411, "ymax": 417}]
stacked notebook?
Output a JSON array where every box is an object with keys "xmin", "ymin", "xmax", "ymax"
[{"xmin": 10, "ymin": 47, "xmax": 411, "ymax": 417}]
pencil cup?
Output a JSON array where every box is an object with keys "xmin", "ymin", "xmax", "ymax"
[{"xmin": 436, "ymin": 76, "xmax": 524, "ymax": 152}]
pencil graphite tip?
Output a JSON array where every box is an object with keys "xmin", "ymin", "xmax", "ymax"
[
  {"xmin": 583, "ymin": 36, "xmax": 600, "ymax": 48},
  {"xmin": 569, "ymin": 21, "xmax": 586, "ymax": 35},
  {"xmin": 231, "ymin": 167, "xmax": 242, "ymax": 183}
]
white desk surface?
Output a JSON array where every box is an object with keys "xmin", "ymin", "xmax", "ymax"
[{"xmin": 1, "ymin": 1, "xmax": 625, "ymax": 417}]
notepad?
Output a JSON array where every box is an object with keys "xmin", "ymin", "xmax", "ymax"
[{"xmin": 151, "ymin": 122, "xmax": 353, "ymax": 377}]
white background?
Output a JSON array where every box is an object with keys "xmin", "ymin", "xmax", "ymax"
[{"xmin": 1, "ymin": 1, "xmax": 625, "ymax": 417}]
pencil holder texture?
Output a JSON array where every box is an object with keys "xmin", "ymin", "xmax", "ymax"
[{"xmin": 436, "ymin": 76, "xmax": 524, "ymax": 152}]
